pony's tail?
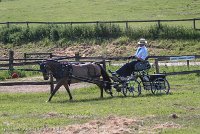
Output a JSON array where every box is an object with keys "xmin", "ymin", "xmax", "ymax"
[{"xmin": 97, "ymin": 64, "xmax": 112, "ymax": 90}]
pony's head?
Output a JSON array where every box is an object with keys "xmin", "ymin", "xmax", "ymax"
[
  {"xmin": 40, "ymin": 62, "xmax": 49, "ymax": 80},
  {"xmin": 40, "ymin": 60, "xmax": 63, "ymax": 80}
]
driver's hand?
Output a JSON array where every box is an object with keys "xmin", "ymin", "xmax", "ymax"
[{"xmin": 128, "ymin": 56, "xmax": 132, "ymax": 59}]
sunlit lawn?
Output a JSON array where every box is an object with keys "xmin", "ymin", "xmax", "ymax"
[{"xmin": 0, "ymin": 73, "xmax": 200, "ymax": 133}]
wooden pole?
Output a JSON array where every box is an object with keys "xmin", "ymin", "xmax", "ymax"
[
  {"xmin": 26, "ymin": 22, "xmax": 29, "ymax": 28},
  {"xmin": 70, "ymin": 22, "xmax": 73, "ymax": 28},
  {"xmin": 125, "ymin": 22, "xmax": 128, "ymax": 32},
  {"xmin": 158, "ymin": 20, "xmax": 161, "ymax": 29},
  {"xmin": 24, "ymin": 53, "xmax": 27, "ymax": 62},
  {"xmin": 75, "ymin": 52, "xmax": 80, "ymax": 62},
  {"xmin": 9, "ymin": 50, "xmax": 14, "ymax": 71},
  {"xmin": 102, "ymin": 59, "xmax": 106, "ymax": 70},
  {"xmin": 50, "ymin": 53, "xmax": 53, "ymax": 58},
  {"xmin": 96, "ymin": 21, "xmax": 99, "ymax": 27},
  {"xmin": 193, "ymin": 18, "xmax": 196, "ymax": 30},
  {"xmin": 187, "ymin": 60, "xmax": 190, "ymax": 70},
  {"xmin": 7, "ymin": 22, "xmax": 10, "ymax": 28},
  {"xmin": 154, "ymin": 58, "xmax": 159, "ymax": 73}
]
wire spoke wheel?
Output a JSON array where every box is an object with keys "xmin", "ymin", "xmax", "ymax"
[
  {"xmin": 151, "ymin": 78, "xmax": 170, "ymax": 95},
  {"xmin": 127, "ymin": 79, "xmax": 141, "ymax": 96},
  {"xmin": 120, "ymin": 82, "xmax": 128, "ymax": 97},
  {"xmin": 112, "ymin": 82, "xmax": 124, "ymax": 97}
]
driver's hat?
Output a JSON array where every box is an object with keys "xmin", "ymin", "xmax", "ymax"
[{"xmin": 138, "ymin": 38, "xmax": 147, "ymax": 45}]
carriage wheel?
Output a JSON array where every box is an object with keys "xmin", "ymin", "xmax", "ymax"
[
  {"xmin": 112, "ymin": 82, "xmax": 128, "ymax": 97},
  {"xmin": 111, "ymin": 82, "xmax": 124, "ymax": 97},
  {"xmin": 127, "ymin": 79, "xmax": 141, "ymax": 96},
  {"xmin": 121, "ymin": 82, "xmax": 128, "ymax": 97},
  {"xmin": 151, "ymin": 78, "xmax": 170, "ymax": 95}
]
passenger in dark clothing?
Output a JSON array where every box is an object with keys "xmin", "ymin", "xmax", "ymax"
[{"xmin": 115, "ymin": 38, "xmax": 149, "ymax": 77}]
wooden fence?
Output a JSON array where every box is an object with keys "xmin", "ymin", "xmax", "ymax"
[
  {"xmin": 1, "ymin": 51, "xmax": 200, "ymax": 74},
  {"xmin": 0, "ymin": 18, "xmax": 200, "ymax": 30},
  {"xmin": 0, "ymin": 50, "xmax": 200, "ymax": 92}
]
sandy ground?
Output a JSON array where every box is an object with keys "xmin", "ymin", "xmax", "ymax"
[
  {"xmin": 30, "ymin": 115, "xmax": 181, "ymax": 134},
  {"xmin": 0, "ymin": 82, "xmax": 93, "ymax": 93}
]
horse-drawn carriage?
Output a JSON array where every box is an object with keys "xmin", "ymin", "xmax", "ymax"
[
  {"xmin": 40, "ymin": 59, "xmax": 170, "ymax": 101},
  {"xmin": 109, "ymin": 60, "xmax": 170, "ymax": 96}
]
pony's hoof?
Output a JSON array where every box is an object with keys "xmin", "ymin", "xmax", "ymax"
[
  {"xmin": 69, "ymin": 99, "xmax": 73, "ymax": 102},
  {"xmin": 46, "ymin": 100, "xmax": 50, "ymax": 103},
  {"xmin": 110, "ymin": 92, "xmax": 113, "ymax": 97}
]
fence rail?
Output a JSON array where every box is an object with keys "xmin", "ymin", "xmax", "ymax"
[
  {"xmin": 0, "ymin": 18, "xmax": 200, "ymax": 30},
  {"xmin": 1, "ymin": 51, "xmax": 200, "ymax": 93},
  {"xmin": 1, "ymin": 51, "xmax": 200, "ymax": 74}
]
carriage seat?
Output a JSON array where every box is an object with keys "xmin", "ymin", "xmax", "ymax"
[
  {"xmin": 134, "ymin": 60, "xmax": 151, "ymax": 71},
  {"xmin": 149, "ymin": 74, "xmax": 166, "ymax": 81}
]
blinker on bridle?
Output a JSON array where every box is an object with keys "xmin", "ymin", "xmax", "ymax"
[{"xmin": 40, "ymin": 63, "xmax": 47, "ymax": 73}]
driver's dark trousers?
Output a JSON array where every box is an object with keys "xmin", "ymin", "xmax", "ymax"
[{"xmin": 116, "ymin": 60, "xmax": 139, "ymax": 77}]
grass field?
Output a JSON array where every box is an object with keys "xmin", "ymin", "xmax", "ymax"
[
  {"xmin": 1, "ymin": 0, "xmax": 200, "ymax": 49},
  {"xmin": 0, "ymin": 74, "xmax": 200, "ymax": 133},
  {"xmin": 0, "ymin": 0, "xmax": 200, "ymax": 133},
  {"xmin": 0, "ymin": 0, "xmax": 200, "ymax": 22}
]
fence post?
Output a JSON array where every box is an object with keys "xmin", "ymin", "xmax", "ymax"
[
  {"xmin": 70, "ymin": 22, "xmax": 73, "ymax": 28},
  {"xmin": 24, "ymin": 53, "xmax": 27, "ymax": 62},
  {"xmin": 50, "ymin": 74, "xmax": 54, "ymax": 94},
  {"xmin": 102, "ymin": 59, "xmax": 106, "ymax": 70},
  {"xmin": 154, "ymin": 58, "xmax": 159, "ymax": 73},
  {"xmin": 6, "ymin": 22, "xmax": 10, "ymax": 28},
  {"xmin": 50, "ymin": 53, "xmax": 53, "ymax": 58},
  {"xmin": 187, "ymin": 60, "xmax": 190, "ymax": 70},
  {"xmin": 96, "ymin": 21, "xmax": 99, "ymax": 27},
  {"xmin": 158, "ymin": 20, "xmax": 161, "ymax": 29},
  {"xmin": 75, "ymin": 52, "xmax": 80, "ymax": 62},
  {"xmin": 9, "ymin": 50, "xmax": 14, "ymax": 71},
  {"xmin": 26, "ymin": 21, "xmax": 29, "ymax": 28},
  {"xmin": 193, "ymin": 18, "xmax": 196, "ymax": 30},
  {"xmin": 125, "ymin": 22, "xmax": 128, "ymax": 32}
]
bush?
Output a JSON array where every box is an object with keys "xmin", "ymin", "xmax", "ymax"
[{"xmin": 0, "ymin": 24, "xmax": 200, "ymax": 45}]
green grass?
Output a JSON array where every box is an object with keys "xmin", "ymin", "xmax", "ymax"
[
  {"xmin": 0, "ymin": 0, "xmax": 200, "ymax": 53},
  {"xmin": 0, "ymin": 74, "xmax": 200, "ymax": 133},
  {"xmin": 0, "ymin": 0, "xmax": 200, "ymax": 22},
  {"xmin": 0, "ymin": 65, "xmax": 41, "ymax": 80}
]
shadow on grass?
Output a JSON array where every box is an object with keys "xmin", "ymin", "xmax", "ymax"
[
  {"xmin": 140, "ymin": 92, "xmax": 172, "ymax": 97},
  {"xmin": 50, "ymin": 96, "xmax": 114, "ymax": 103},
  {"xmin": 49, "ymin": 92, "xmax": 172, "ymax": 104}
]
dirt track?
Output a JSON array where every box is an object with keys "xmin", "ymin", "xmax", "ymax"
[
  {"xmin": 0, "ymin": 82, "xmax": 93, "ymax": 93},
  {"xmin": 0, "ymin": 75, "xmax": 94, "ymax": 93}
]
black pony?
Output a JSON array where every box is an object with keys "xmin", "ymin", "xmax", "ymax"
[{"xmin": 40, "ymin": 60, "xmax": 112, "ymax": 102}]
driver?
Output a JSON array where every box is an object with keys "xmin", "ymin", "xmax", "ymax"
[{"xmin": 112, "ymin": 38, "xmax": 149, "ymax": 78}]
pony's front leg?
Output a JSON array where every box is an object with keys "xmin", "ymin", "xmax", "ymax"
[
  {"xmin": 63, "ymin": 82, "xmax": 73, "ymax": 100},
  {"xmin": 47, "ymin": 80, "xmax": 63, "ymax": 102},
  {"xmin": 97, "ymin": 84, "xmax": 104, "ymax": 98}
]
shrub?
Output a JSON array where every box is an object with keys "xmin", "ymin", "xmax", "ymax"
[{"xmin": 0, "ymin": 24, "xmax": 200, "ymax": 45}]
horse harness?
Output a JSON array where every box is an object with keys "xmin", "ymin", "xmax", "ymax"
[
  {"xmin": 60, "ymin": 62, "xmax": 102, "ymax": 85},
  {"xmin": 61, "ymin": 63, "xmax": 73, "ymax": 77}
]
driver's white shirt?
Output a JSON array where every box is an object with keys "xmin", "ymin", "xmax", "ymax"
[{"xmin": 134, "ymin": 46, "xmax": 148, "ymax": 60}]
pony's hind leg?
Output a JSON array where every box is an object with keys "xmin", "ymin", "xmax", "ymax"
[{"xmin": 63, "ymin": 82, "xmax": 73, "ymax": 100}]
